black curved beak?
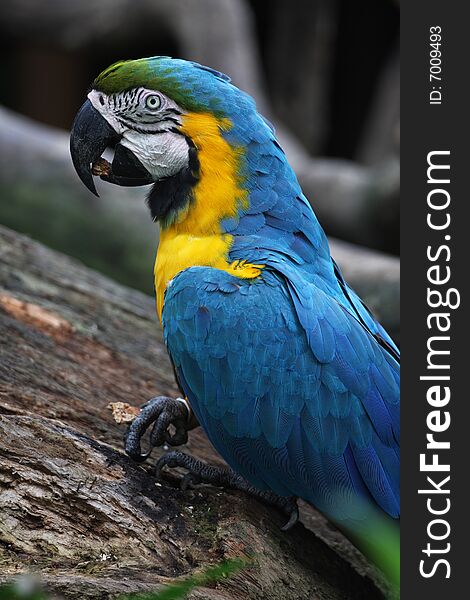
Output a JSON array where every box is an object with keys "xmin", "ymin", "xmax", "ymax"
[
  {"xmin": 70, "ymin": 99, "xmax": 120, "ymax": 196},
  {"xmin": 70, "ymin": 99, "xmax": 154, "ymax": 196}
]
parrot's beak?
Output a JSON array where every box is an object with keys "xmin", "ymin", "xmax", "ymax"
[
  {"xmin": 70, "ymin": 99, "xmax": 153, "ymax": 196},
  {"xmin": 70, "ymin": 99, "xmax": 119, "ymax": 196}
]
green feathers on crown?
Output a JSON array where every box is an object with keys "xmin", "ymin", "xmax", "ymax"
[{"xmin": 93, "ymin": 57, "xmax": 214, "ymax": 114}]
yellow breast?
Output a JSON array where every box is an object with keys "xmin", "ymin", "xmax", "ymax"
[{"xmin": 154, "ymin": 111, "xmax": 263, "ymax": 320}]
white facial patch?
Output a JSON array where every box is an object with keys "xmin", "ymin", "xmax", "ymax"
[
  {"xmin": 120, "ymin": 129, "xmax": 190, "ymax": 179},
  {"xmin": 88, "ymin": 90, "xmax": 126, "ymax": 135},
  {"xmin": 87, "ymin": 88, "xmax": 190, "ymax": 180}
]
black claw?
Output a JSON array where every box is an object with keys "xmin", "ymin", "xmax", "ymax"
[
  {"xmin": 124, "ymin": 427, "xmax": 152, "ymax": 463},
  {"xmin": 155, "ymin": 451, "xmax": 179, "ymax": 478},
  {"xmin": 152, "ymin": 450, "xmax": 299, "ymax": 530},
  {"xmin": 125, "ymin": 396, "xmax": 190, "ymax": 462},
  {"xmin": 149, "ymin": 411, "xmax": 172, "ymax": 448},
  {"xmin": 281, "ymin": 503, "xmax": 299, "ymax": 531}
]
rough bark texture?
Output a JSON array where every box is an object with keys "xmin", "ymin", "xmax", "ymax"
[{"xmin": 0, "ymin": 225, "xmax": 390, "ymax": 599}]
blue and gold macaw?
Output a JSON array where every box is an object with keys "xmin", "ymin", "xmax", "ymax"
[{"xmin": 70, "ymin": 57, "xmax": 400, "ymax": 583}]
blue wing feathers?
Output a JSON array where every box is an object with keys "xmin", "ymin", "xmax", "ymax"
[
  {"xmin": 163, "ymin": 267, "xmax": 400, "ymax": 523},
  {"xmin": 155, "ymin": 69, "xmax": 400, "ymax": 521}
]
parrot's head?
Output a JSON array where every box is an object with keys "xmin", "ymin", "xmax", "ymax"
[{"xmin": 70, "ymin": 56, "xmax": 269, "ymax": 226}]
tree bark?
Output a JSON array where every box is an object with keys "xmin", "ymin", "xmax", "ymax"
[{"xmin": 0, "ymin": 225, "xmax": 390, "ymax": 599}]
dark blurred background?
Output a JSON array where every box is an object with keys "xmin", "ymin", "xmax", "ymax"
[
  {"xmin": 0, "ymin": 0, "xmax": 399, "ymax": 334},
  {"xmin": 0, "ymin": 0, "xmax": 399, "ymax": 159}
]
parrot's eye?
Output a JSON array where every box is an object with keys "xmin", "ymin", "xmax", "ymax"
[{"xmin": 145, "ymin": 95, "xmax": 161, "ymax": 110}]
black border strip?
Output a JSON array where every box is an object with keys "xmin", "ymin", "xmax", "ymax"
[{"xmin": 401, "ymin": 3, "xmax": 467, "ymax": 597}]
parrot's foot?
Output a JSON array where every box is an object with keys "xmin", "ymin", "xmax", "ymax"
[
  {"xmin": 124, "ymin": 396, "xmax": 190, "ymax": 462},
  {"xmin": 156, "ymin": 450, "xmax": 299, "ymax": 531}
]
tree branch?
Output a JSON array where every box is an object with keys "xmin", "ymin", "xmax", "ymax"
[{"xmin": 0, "ymin": 225, "xmax": 390, "ymax": 598}]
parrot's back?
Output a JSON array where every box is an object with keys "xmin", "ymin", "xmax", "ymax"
[
  {"xmin": 162, "ymin": 265, "xmax": 400, "ymax": 526},
  {"xmin": 154, "ymin": 59, "xmax": 400, "ymax": 529}
]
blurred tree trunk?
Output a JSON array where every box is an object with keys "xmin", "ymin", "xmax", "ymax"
[
  {"xmin": 0, "ymin": 225, "xmax": 390, "ymax": 599},
  {"xmin": 357, "ymin": 49, "xmax": 400, "ymax": 166},
  {"xmin": 263, "ymin": 0, "xmax": 338, "ymax": 154},
  {"xmin": 0, "ymin": 0, "xmax": 399, "ymax": 250}
]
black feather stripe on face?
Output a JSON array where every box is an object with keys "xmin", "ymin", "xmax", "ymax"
[
  {"xmin": 106, "ymin": 87, "xmax": 183, "ymax": 133},
  {"xmin": 146, "ymin": 137, "xmax": 199, "ymax": 226}
]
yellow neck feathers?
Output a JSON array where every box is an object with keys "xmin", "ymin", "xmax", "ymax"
[{"xmin": 154, "ymin": 112, "xmax": 262, "ymax": 320}]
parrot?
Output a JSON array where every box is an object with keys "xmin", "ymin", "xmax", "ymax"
[{"xmin": 70, "ymin": 56, "xmax": 400, "ymax": 586}]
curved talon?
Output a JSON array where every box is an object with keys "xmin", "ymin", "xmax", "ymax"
[
  {"xmin": 281, "ymin": 502, "xmax": 299, "ymax": 531},
  {"xmin": 155, "ymin": 451, "xmax": 180, "ymax": 479},
  {"xmin": 125, "ymin": 396, "xmax": 190, "ymax": 462},
  {"xmin": 128, "ymin": 448, "xmax": 152, "ymax": 464},
  {"xmin": 148, "ymin": 411, "xmax": 173, "ymax": 448},
  {"xmin": 124, "ymin": 427, "xmax": 153, "ymax": 463}
]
